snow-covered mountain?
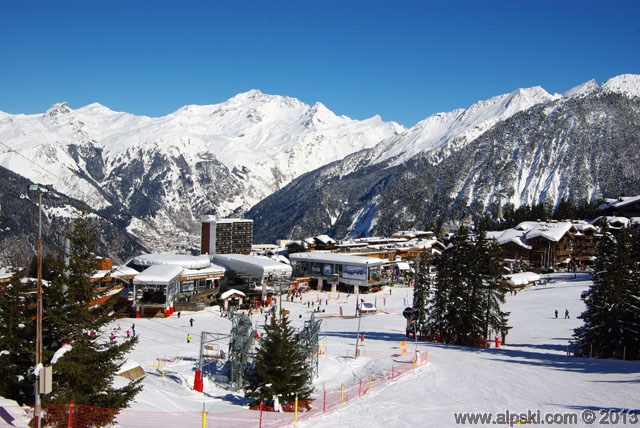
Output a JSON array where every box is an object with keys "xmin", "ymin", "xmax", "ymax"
[
  {"xmin": 2, "ymin": 75, "xmax": 639, "ymax": 257},
  {"xmin": 248, "ymin": 74, "xmax": 640, "ymax": 242},
  {"xmin": 0, "ymin": 91, "xmax": 403, "ymax": 254}
]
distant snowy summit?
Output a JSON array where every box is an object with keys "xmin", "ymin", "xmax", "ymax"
[{"xmin": 0, "ymin": 74, "xmax": 638, "ymax": 256}]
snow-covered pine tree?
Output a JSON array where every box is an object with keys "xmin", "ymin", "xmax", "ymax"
[
  {"xmin": 412, "ymin": 253, "xmax": 433, "ymax": 339},
  {"xmin": 426, "ymin": 226, "xmax": 509, "ymax": 346},
  {"xmin": 429, "ymin": 227, "xmax": 475, "ymax": 344},
  {"xmin": 474, "ymin": 229, "xmax": 510, "ymax": 342},
  {"xmin": 42, "ymin": 214, "xmax": 142, "ymax": 416},
  {"xmin": 574, "ymin": 224, "xmax": 640, "ymax": 360},
  {"xmin": 0, "ymin": 269, "xmax": 37, "ymax": 405},
  {"xmin": 246, "ymin": 315, "xmax": 312, "ymax": 407}
]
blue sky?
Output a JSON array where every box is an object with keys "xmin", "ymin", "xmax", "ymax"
[{"xmin": 1, "ymin": 0, "xmax": 639, "ymax": 127}]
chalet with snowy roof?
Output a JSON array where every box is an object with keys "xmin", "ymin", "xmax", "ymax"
[
  {"xmin": 313, "ymin": 235, "xmax": 338, "ymax": 250},
  {"xmin": 493, "ymin": 228, "xmax": 531, "ymax": 262},
  {"xmin": 571, "ymin": 222, "xmax": 599, "ymax": 266},
  {"xmin": 591, "ymin": 216, "xmax": 630, "ymax": 231},
  {"xmin": 491, "ymin": 221, "xmax": 597, "ymax": 270},
  {"xmin": 599, "ymin": 196, "xmax": 640, "ymax": 218}
]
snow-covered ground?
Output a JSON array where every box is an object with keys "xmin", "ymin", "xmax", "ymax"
[
  {"xmin": 102, "ymin": 272, "xmax": 638, "ymax": 427},
  {"xmin": 4, "ymin": 273, "xmax": 637, "ymax": 427}
]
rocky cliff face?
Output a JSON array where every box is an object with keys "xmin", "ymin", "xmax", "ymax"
[{"xmin": 0, "ymin": 166, "xmax": 147, "ymax": 266}]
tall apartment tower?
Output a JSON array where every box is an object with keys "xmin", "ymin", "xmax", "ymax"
[{"xmin": 200, "ymin": 216, "xmax": 253, "ymax": 255}]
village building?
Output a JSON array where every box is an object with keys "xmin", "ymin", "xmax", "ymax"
[
  {"xmin": 288, "ymin": 251, "xmax": 387, "ymax": 293},
  {"xmin": 490, "ymin": 221, "xmax": 599, "ymax": 271},
  {"xmin": 599, "ymin": 195, "xmax": 640, "ymax": 218},
  {"xmin": 125, "ymin": 253, "xmax": 225, "ymax": 317},
  {"xmin": 200, "ymin": 216, "xmax": 253, "ymax": 255},
  {"xmin": 210, "ymin": 253, "xmax": 293, "ymax": 307}
]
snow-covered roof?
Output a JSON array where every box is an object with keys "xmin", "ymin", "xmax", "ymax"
[
  {"xmin": 110, "ymin": 265, "xmax": 140, "ymax": 278},
  {"xmin": 404, "ymin": 238, "xmax": 442, "ymax": 249},
  {"xmin": 267, "ymin": 254, "xmax": 290, "ymax": 265},
  {"xmin": 315, "ymin": 235, "xmax": 337, "ymax": 245},
  {"xmin": 289, "ymin": 252, "xmax": 387, "ymax": 267},
  {"xmin": 486, "ymin": 231, "xmax": 503, "ymax": 241},
  {"xmin": 394, "ymin": 262, "xmax": 411, "ymax": 271},
  {"xmin": 133, "ymin": 264, "xmax": 183, "ymax": 285},
  {"xmin": 181, "ymin": 264, "xmax": 226, "ymax": 277},
  {"xmin": 116, "ymin": 359, "xmax": 143, "ymax": 375},
  {"xmin": 91, "ymin": 269, "xmax": 111, "ymax": 280},
  {"xmin": 210, "ymin": 254, "xmax": 292, "ymax": 278},
  {"xmin": 600, "ymin": 195, "xmax": 640, "ymax": 210},
  {"xmin": 572, "ymin": 223, "xmax": 598, "ymax": 233},
  {"xmin": 517, "ymin": 221, "xmax": 574, "ymax": 242},
  {"xmin": 591, "ymin": 216, "xmax": 630, "ymax": 229},
  {"xmin": 220, "ymin": 289, "xmax": 247, "ymax": 299},
  {"xmin": 495, "ymin": 228, "xmax": 531, "ymax": 249},
  {"xmin": 505, "ymin": 272, "xmax": 541, "ymax": 287},
  {"xmin": 130, "ymin": 253, "xmax": 212, "ymax": 270}
]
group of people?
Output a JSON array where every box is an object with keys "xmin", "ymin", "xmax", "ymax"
[
  {"xmin": 107, "ymin": 323, "xmax": 136, "ymax": 343},
  {"xmin": 555, "ymin": 309, "xmax": 570, "ymax": 319}
]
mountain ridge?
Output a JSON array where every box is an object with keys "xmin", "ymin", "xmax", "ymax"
[{"xmin": 0, "ymin": 75, "xmax": 639, "ymax": 262}]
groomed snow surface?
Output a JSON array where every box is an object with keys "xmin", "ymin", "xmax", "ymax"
[{"xmin": 4, "ymin": 273, "xmax": 639, "ymax": 427}]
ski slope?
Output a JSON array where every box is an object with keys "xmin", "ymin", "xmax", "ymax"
[
  {"xmin": 97, "ymin": 272, "xmax": 637, "ymax": 427},
  {"xmin": 2, "ymin": 273, "xmax": 637, "ymax": 427}
]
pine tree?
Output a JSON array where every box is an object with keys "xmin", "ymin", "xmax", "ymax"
[
  {"xmin": 246, "ymin": 315, "xmax": 312, "ymax": 407},
  {"xmin": 474, "ymin": 229, "xmax": 510, "ymax": 342},
  {"xmin": 425, "ymin": 226, "xmax": 509, "ymax": 346},
  {"xmin": 412, "ymin": 253, "xmax": 433, "ymax": 339},
  {"xmin": 0, "ymin": 269, "xmax": 37, "ymax": 405},
  {"xmin": 574, "ymin": 224, "xmax": 640, "ymax": 359},
  {"xmin": 41, "ymin": 215, "xmax": 142, "ymax": 415},
  {"xmin": 427, "ymin": 227, "xmax": 475, "ymax": 344}
]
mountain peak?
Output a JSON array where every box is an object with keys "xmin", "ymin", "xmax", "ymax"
[
  {"xmin": 508, "ymin": 86, "xmax": 556, "ymax": 105},
  {"xmin": 601, "ymin": 74, "xmax": 640, "ymax": 98},
  {"xmin": 563, "ymin": 79, "xmax": 599, "ymax": 98},
  {"xmin": 76, "ymin": 102, "xmax": 118, "ymax": 115},
  {"xmin": 229, "ymin": 89, "xmax": 267, "ymax": 102},
  {"xmin": 46, "ymin": 102, "xmax": 71, "ymax": 117}
]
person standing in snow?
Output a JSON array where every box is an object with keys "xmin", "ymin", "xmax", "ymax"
[
  {"xmin": 187, "ymin": 334, "xmax": 191, "ymax": 343},
  {"xmin": 565, "ymin": 309, "xmax": 570, "ymax": 319},
  {"xmin": 189, "ymin": 318, "xmax": 194, "ymax": 327},
  {"xmin": 555, "ymin": 310, "xmax": 558, "ymax": 319}
]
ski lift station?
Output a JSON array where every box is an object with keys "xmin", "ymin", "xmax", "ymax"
[
  {"xmin": 127, "ymin": 253, "xmax": 225, "ymax": 317},
  {"xmin": 210, "ymin": 254, "xmax": 293, "ymax": 289},
  {"xmin": 288, "ymin": 252, "xmax": 387, "ymax": 293}
]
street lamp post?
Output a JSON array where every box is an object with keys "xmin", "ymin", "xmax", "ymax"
[{"xmin": 29, "ymin": 184, "xmax": 48, "ymax": 428}]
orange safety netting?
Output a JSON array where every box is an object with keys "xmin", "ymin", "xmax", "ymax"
[{"xmin": 0, "ymin": 356, "xmax": 427, "ymax": 428}]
